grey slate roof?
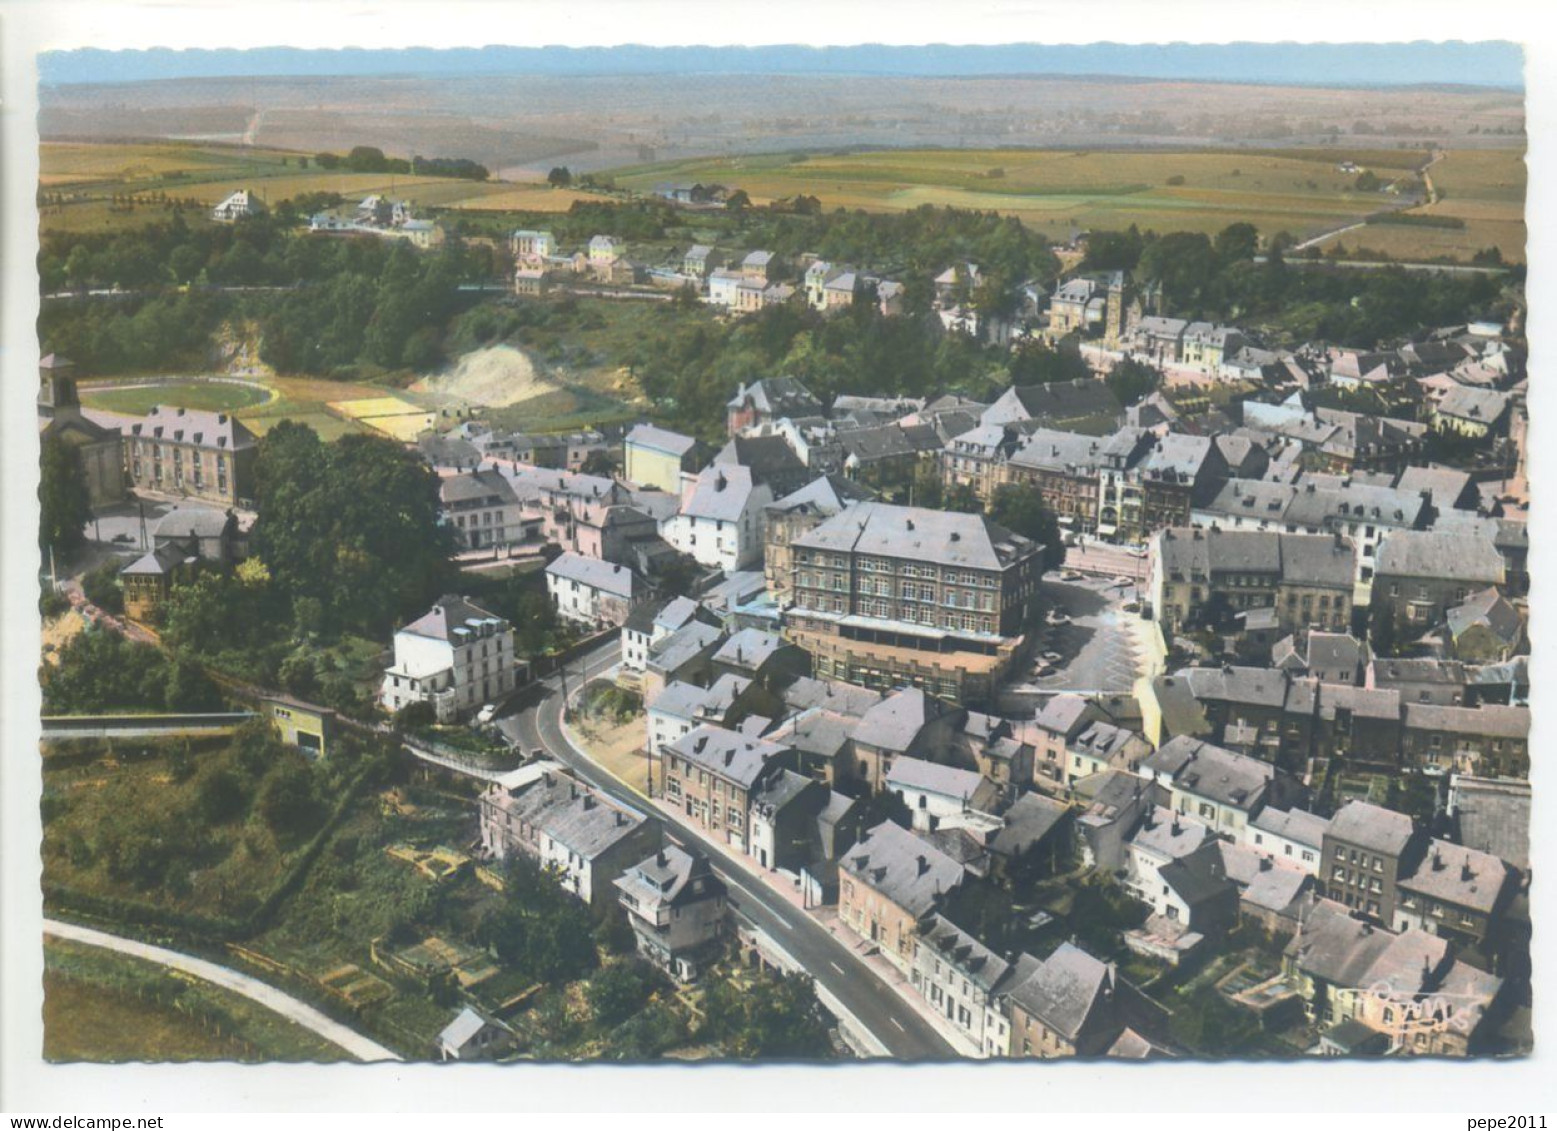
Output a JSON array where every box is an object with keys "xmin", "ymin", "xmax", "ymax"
[
  {"xmin": 679, "ymin": 464, "xmax": 761, "ymax": 523},
  {"xmin": 990, "ymin": 793, "xmax": 1070, "ymax": 858},
  {"xmin": 626, "ymin": 422, "xmax": 696, "ymax": 458},
  {"xmin": 842, "ymin": 820, "xmax": 965, "ymax": 916},
  {"xmin": 1251, "ymin": 806, "xmax": 1330, "ymax": 849},
  {"xmin": 1143, "ymin": 735, "xmax": 1276, "ymax": 812},
  {"xmin": 1128, "ymin": 806, "xmax": 1212, "ymax": 860},
  {"xmin": 852, "ymin": 686, "xmax": 946, "ymax": 752},
  {"xmin": 1325, "ymin": 800, "xmax": 1416, "ymax": 856},
  {"xmin": 647, "ymin": 621, "xmax": 725, "ymax": 674},
  {"xmin": 1403, "ymin": 702, "xmax": 1529, "ymax": 739},
  {"xmin": 767, "ymin": 474, "xmax": 873, "ymax": 517},
  {"xmin": 1399, "ymin": 839, "xmax": 1511, "ymax": 915},
  {"xmin": 400, "ymin": 595, "xmax": 507, "ymax": 641},
  {"xmin": 885, "ymin": 757, "xmax": 987, "ymax": 803},
  {"xmin": 916, "ymin": 914, "xmax": 1012, "ymax": 993},
  {"xmin": 793, "ymin": 501, "xmax": 1039, "ymax": 572},
  {"xmin": 545, "ymin": 552, "xmax": 637, "ymax": 600},
  {"xmin": 125, "ymin": 405, "xmax": 257, "ymax": 451},
  {"xmin": 1375, "ymin": 530, "xmax": 1505, "ymax": 584},
  {"xmin": 1002, "ymin": 942, "xmax": 1118, "ymax": 1043},
  {"xmin": 668, "ymin": 724, "xmax": 791, "ymax": 788},
  {"xmin": 713, "ymin": 627, "xmax": 785, "ymax": 672},
  {"xmin": 501, "ymin": 771, "xmax": 648, "ymax": 861}
]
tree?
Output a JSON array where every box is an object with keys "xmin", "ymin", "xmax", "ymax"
[
  {"xmin": 1214, "ymin": 222, "xmax": 1260, "ymax": 267},
  {"xmin": 700, "ymin": 968, "xmax": 833, "ymax": 1058},
  {"xmin": 257, "ymin": 758, "xmax": 325, "ymax": 838},
  {"xmin": 39, "ymin": 435, "xmax": 91, "ymax": 555},
  {"xmin": 547, "ymin": 166, "xmax": 573, "ymax": 188},
  {"xmin": 988, "ymin": 483, "xmax": 1064, "ymax": 569},
  {"xmin": 1104, "ymin": 356, "xmax": 1161, "ymax": 408},
  {"xmin": 195, "ymin": 765, "xmax": 250, "ymax": 824},
  {"xmin": 392, "ymin": 700, "xmax": 436, "ymax": 732},
  {"xmin": 1008, "ymin": 341, "xmax": 1090, "ymax": 385},
  {"xmin": 724, "ymin": 189, "xmax": 751, "ymax": 212},
  {"xmin": 586, "ymin": 960, "xmax": 658, "ymax": 1027},
  {"xmin": 79, "ymin": 559, "xmax": 124, "ymax": 614},
  {"xmin": 1137, "ymin": 231, "xmax": 1217, "ymax": 310},
  {"xmin": 579, "ymin": 449, "xmax": 615, "ymax": 477}
]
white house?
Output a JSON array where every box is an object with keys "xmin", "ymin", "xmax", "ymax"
[
  {"xmin": 885, "ymin": 757, "xmax": 1000, "ymax": 832},
  {"xmin": 436, "ymin": 1008, "xmax": 512, "ymax": 1061},
  {"xmin": 663, "ymin": 464, "xmax": 773, "ymax": 571},
  {"xmin": 707, "ymin": 268, "xmax": 743, "ymax": 307},
  {"xmin": 1242, "ymin": 806, "xmax": 1329, "ymax": 876},
  {"xmin": 380, "ymin": 595, "xmax": 516, "ymax": 722},
  {"xmin": 211, "ymin": 190, "xmax": 264, "ymax": 223},
  {"xmin": 510, "ymin": 229, "xmax": 556, "ymax": 262},
  {"xmin": 545, "ymin": 551, "xmax": 641, "ymax": 628},
  {"xmin": 622, "ymin": 595, "xmax": 706, "ymax": 672},
  {"xmin": 1122, "ymin": 805, "xmax": 1211, "ymax": 909}
]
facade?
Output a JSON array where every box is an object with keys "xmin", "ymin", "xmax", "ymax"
[
  {"xmin": 120, "ymin": 541, "xmax": 199, "ymax": 623},
  {"xmin": 763, "ymin": 475, "xmax": 874, "ymax": 602},
  {"xmin": 726, "ymin": 378, "xmax": 822, "ymax": 436},
  {"xmin": 1374, "ymin": 530, "xmax": 1506, "ymax": 637},
  {"xmin": 663, "ymin": 464, "xmax": 774, "ymax": 571},
  {"xmin": 212, "ymin": 189, "xmax": 264, "ymax": 222},
  {"xmin": 1149, "ymin": 527, "xmax": 1355, "ymax": 639},
  {"xmin": 661, "ymin": 724, "xmax": 795, "ymax": 852},
  {"xmin": 1322, "ymin": 800, "xmax": 1422, "ymax": 925},
  {"xmin": 439, "ymin": 469, "xmax": 528, "ymax": 550},
  {"xmin": 123, "ymin": 405, "xmax": 258, "ymax": 507},
  {"xmin": 838, "ymin": 820, "xmax": 966, "ymax": 972},
  {"xmin": 1394, "ymin": 839, "xmax": 1513, "ymax": 945},
  {"xmin": 614, "ymin": 845, "xmax": 728, "ymax": 981},
  {"xmin": 911, "ymin": 914, "xmax": 1015, "ymax": 1055},
  {"xmin": 1002, "ymin": 942, "xmax": 1170, "ymax": 1058},
  {"xmin": 380, "ymin": 595, "xmax": 517, "ymax": 722},
  {"xmin": 260, "ymin": 694, "xmax": 338, "ymax": 759},
  {"xmin": 783, "ymin": 502, "xmax": 1044, "ymax": 705}
]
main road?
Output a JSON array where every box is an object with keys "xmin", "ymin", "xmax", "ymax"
[{"xmin": 495, "ymin": 640, "xmax": 957, "ymax": 1060}]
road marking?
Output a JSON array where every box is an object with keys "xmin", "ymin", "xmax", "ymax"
[
  {"xmin": 830, "ymin": 960, "xmax": 846, "ymax": 974},
  {"xmin": 889, "ymin": 1017, "xmax": 907, "ymax": 1032}
]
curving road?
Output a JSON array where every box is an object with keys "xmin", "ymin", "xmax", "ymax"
[
  {"xmin": 44, "ymin": 918, "xmax": 402, "ymax": 1063},
  {"xmin": 496, "ymin": 641, "xmax": 957, "ymax": 1060}
]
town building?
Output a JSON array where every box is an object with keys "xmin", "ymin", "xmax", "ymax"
[
  {"xmin": 439, "ymin": 469, "xmax": 529, "ymax": 550},
  {"xmin": 623, "ymin": 423, "xmax": 698, "ymax": 493},
  {"xmin": 211, "ymin": 189, "xmax": 265, "ymax": 222},
  {"xmin": 838, "ymin": 820, "xmax": 966, "ymax": 972},
  {"xmin": 380, "ymin": 595, "xmax": 516, "ymax": 722},
  {"xmin": 1149, "ymin": 527, "xmax": 1355, "ymax": 639},
  {"xmin": 1395, "ymin": 839, "xmax": 1514, "ymax": 945},
  {"xmin": 545, "ymin": 552, "xmax": 642, "ymax": 628},
  {"xmin": 1373, "ymin": 530, "xmax": 1506, "ymax": 638},
  {"xmin": 726, "ymin": 378, "xmax": 823, "ymax": 436},
  {"xmin": 663, "ymin": 464, "xmax": 773, "ymax": 571},
  {"xmin": 260, "ymin": 693, "xmax": 338, "ymax": 760},
  {"xmin": 783, "ymin": 502, "xmax": 1045, "ymax": 705},
  {"xmin": 614, "ymin": 845, "xmax": 728, "ymax": 981},
  {"xmin": 911, "ymin": 914, "xmax": 1016, "ymax": 1055},
  {"xmin": 661, "ymin": 724, "xmax": 796, "ymax": 851},
  {"xmin": 1321, "ymin": 800, "xmax": 1423, "ymax": 925},
  {"xmin": 123, "ymin": 405, "xmax": 258, "ymax": 507},
  {"xmin": 763, "ymin": 475, "xmax": 874, "ymax": 602},
  {"xmin": 37, "ymin": 355, "xmax": 126, "ymax": 507},
  {"xmin": 1001, "ymin": 942, "xmax": 1170, "ymax": 1058},
  {"xmin": 479, "ymin": 765, "xmax": 658, "ymax": 906}
]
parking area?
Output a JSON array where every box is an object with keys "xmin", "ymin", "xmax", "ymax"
[{"xmin": 1019, "ymin": 571, "xmax": 1150, "ymax": 695}]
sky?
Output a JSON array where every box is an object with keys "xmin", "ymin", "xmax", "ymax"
[{"xmin": 38, "ymin": 41, "xmax": 1524, "ymax": 89}]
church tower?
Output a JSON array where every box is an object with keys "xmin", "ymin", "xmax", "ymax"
[{"xmin": 37, "ymin": 353, "xmax": 81, "ymax": 421}]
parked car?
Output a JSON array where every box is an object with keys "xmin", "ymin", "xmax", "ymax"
[
  {"xmin": 476, "ymin": 703, "xmax": 497, "ymax": 725},
  {"xmin": 1123, "ymin": 601, "xmax": 1142, "ymax": 614},
  {"xmin": 1042, "ymin": 650, "xmax": 1063, "ymax": 664},
  {"xmin": 1035, "ymin": 664, "xmax": 1057, "ymax": 678},
  {"xmin": 1060, "ymin": 569, "xmax": 1083, "ymax": 582},
  {"xmin": 1113, "ymin": 575, "xmax": 1134, "ymax": 587},
  {"xmin": 1046, "ymin": 609, "xmax": 1070, "ymax": 625}
]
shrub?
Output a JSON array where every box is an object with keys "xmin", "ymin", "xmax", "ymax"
[{"xmin": 587, "ymin": 959, "xmax": 658, "ymax": 1027}]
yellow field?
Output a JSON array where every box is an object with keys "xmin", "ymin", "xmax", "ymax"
[
  {"xmin": 1316, "ymin": 148, "xmax": 1527, "ymax": 263},
  {"xmin": 40, "ymin": 141, "xmax": 299, "ymax": 186},
  {"xmin": 439, "ymin": 184, "xmax": 601, "ymax": 211},
  {"xmin": 327, "ymin": 395, "xmax": 437, "ymax": 440}
]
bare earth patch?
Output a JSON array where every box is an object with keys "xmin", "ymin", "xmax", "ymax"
[{"xmin": 410, "ymin": 345, "xmax": 560, "ymax": 409}]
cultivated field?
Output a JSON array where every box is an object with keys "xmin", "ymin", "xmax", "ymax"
[
  {"xmin": 613, "ymin": 146, "xmax": 1429, "ymax": 240},
  {"xmin": 613, "ymin": 144, "xmax": 1525, "ymax": 262},
  {"xmin": 1313, "ymin": 147, "xmax": 1526, "ymax": 262},
  {"xmin": 38, "ymin": 140, "xmax": 609, "ymax": 235}
]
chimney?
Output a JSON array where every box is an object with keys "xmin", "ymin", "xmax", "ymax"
[
  {"xmin": 1259, "ymin": 856, "xmax": 1273, "ymax": 871},
  {"xmin": 1461, "ymin": 861, "xmax": 1474, "ymax": 883},
  {"xmin": 614, "ymin": 811, "xmax": 625, "ymax": 826},
  {"xmin": 917, "ymin": 855, "xmax": 930, "ymax": 876},
  {"xmin": 1432, "ymin": 849, "xmax": 1444, "ymax": 871},
  {"xmin": 583, "ymin": 794, "xmax": 596, "ymax": 810},
  {"xmin": 656, "ymin": 849, "xmax": 667, "ymax": 867},
  {"xmin": 695, "ymin": 735, "xmax": 708, "ymax": 753},
  {"xmin": 569, "ymin": 782, "xmax": 578, "ymax": 800},
  {"xmin": 906, "ymin": 518, "xmax": 915, "ymax": 531}
]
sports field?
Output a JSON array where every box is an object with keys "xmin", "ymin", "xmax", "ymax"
[{"xmin": 611, "ymin": 144, "xmax": 1524, "ymax": 262}]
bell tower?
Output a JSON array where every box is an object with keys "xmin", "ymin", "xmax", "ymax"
[{"xmin": 37, "ymin": 353, "xmax": 81, "ymax": 421}]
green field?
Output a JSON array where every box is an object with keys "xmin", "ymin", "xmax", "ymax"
[
  {"xmin": 611, "ymin": 144, "xmax": 1524, "ymax": 263},
  {"xmin": 44, "ymin": 938, "xmax": 346, "ymax": 1063}
]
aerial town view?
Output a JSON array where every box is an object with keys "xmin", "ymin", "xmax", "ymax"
[{"xmin": 30, "ymin": 39, "xmax": 1531, "ymax": 1067}]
